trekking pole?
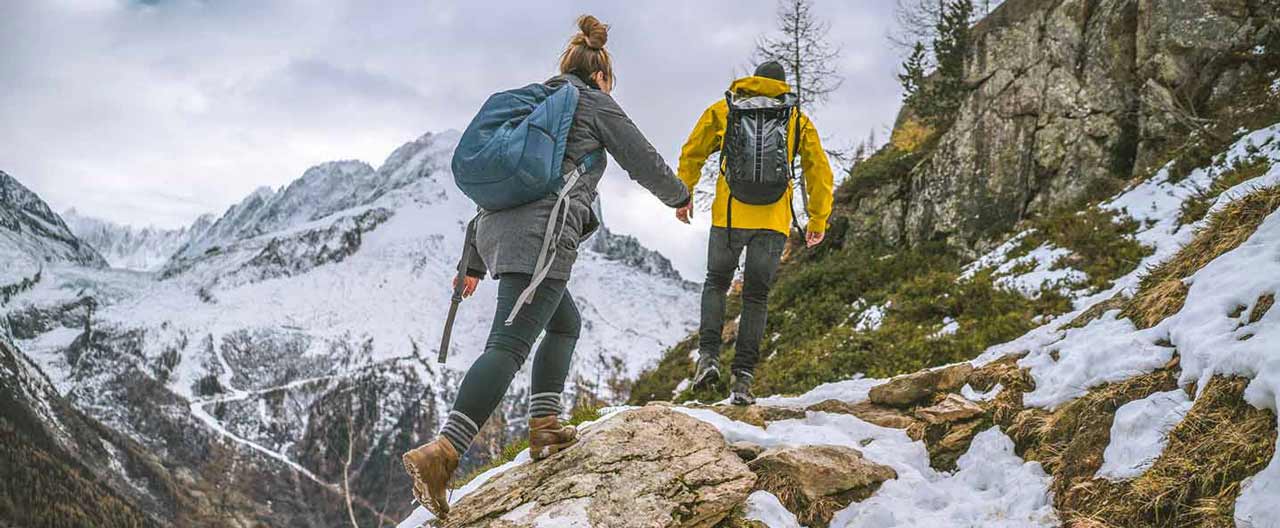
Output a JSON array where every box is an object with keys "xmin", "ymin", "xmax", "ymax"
[{"xmin": 438, "ymin": 221, "xmax": 477, "ymax": 364}]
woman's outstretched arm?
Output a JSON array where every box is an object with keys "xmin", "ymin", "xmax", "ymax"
[{"xmin": 591, "ymin": 95, "xmax": 690, "ymax": 208}]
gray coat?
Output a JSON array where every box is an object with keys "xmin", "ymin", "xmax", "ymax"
[{"xmin": 463, "ymin": 74, "xmax": 690, "ymax": 280}]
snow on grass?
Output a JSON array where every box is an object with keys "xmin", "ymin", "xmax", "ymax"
[
  {"xmin": 970, "ymin": 122, "xmax": 1280, "ymax": 524},
  {"xmin": 930, "ymin": 317, "xmax": 960, "ymax": 339},
  {"xmin": 992, "ymin": 243, "xmax": 1087, "ymax": 298},
  {"xmin": 853, "ymin": 302, "xmax": 888, "ymax": 332},
  {"xmin": 1097, "ymin": 389, "xmax": 1193, "ymax": 480},
  {"xmin": 833, "ymin": 428, "xmax": 1058, "ymax": 527},
  {"xmin": 1019, "ymin": 311, "xmax": 1174, "ymax": 409},
  {"xmin": 960, "ymin": 231, "xmax": 1030, "ymax": 280},
  {"xmin": 744, "ymin": 490, "xmax": 804, "ymax": 528}
]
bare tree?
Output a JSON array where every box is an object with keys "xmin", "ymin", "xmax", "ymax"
[{"xmin": 754, "ymin": 0, "xmax": 844, "ymax": 112}]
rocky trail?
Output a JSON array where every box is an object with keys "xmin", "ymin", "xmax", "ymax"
[{"xmin": 400, "ymin": 362, "xmax": 1057, "ymax": 528}]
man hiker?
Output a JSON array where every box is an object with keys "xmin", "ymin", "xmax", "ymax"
[{"xmin": 675, "ymin": 60, "xmax": 835, "ymax": 405}]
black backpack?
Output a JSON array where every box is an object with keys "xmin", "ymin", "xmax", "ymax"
[{"xmin": 720, "ymin": 91, "xmax": 805, "ymax": 233}]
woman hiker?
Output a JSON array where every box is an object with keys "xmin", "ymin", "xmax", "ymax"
[{"xmin": 401, "ymin": 15, "xmax": 691, "ymax": 518}]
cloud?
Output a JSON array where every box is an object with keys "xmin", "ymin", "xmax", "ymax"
[{"xmin": 0, "ymin": 0, "xmax": 903, "ymax": 278}]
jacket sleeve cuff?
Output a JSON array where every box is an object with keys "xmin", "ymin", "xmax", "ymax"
[
  {"xmin": 805, "ymin": 218, "xmax": 828, "ymax": 234},
  {"xmin": 672, "ymin": 195, "xmax": 691, "ymax": 209}
]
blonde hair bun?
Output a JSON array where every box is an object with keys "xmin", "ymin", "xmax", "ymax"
[{"xmin": 575, "ymin": 15, "xmax": 609, "ymax": 50}]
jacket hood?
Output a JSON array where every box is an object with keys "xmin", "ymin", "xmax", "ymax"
[{"xmin": 729, "ymin": 75, "xmax": 791, "ymax": 97}]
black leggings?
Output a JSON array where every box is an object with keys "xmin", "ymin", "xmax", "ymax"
[{"xmin": 450, "ymin": 273, "xmax": 580, "ymax": 427}]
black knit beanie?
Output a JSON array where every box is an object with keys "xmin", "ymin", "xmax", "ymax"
[{"xmin": 754, "ymin": 61, "xmax": 787, "ymax": 82}]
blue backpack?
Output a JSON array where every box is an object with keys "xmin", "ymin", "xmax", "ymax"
[
  {"xmin": 451, "ymin": 82, "xmax": 601, "ymax": 211},
  {"xmin": 446, "ymin": 81, "xmax": 603, "ymax": 328}
]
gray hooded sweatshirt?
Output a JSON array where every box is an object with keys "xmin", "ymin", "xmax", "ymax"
[{"xmin": 464, "ymin": 73, "xmax": 690, "ymax": 281}]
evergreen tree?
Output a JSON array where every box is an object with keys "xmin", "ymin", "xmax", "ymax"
[
  {"xmin": 905, "ymin": 0, "xmax": 974, "ymax": 124},
  {"xmin": 899, "ymin": 41, "xmax": 929, "ymax": 103}
]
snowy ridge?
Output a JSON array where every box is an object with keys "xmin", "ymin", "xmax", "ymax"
[
  {"xmin": 171, "ymin": 130, "xmax": 458, "ymax": 262},
  {"xmin": 63, "ymin": 208, "xmax": 213, "ymax": 271}
]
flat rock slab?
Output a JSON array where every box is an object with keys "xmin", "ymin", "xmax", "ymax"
[
  {"xmin": 749, "ymin": 445, "xmax": 897, "ymax": 527},
  {"xmin": 442, "ymin": 407, "xmax": 756, "ymax": 528},
  {"xmin": 915, "ymin": 394, "xmax": 985, "ymax": 424},
  {"xmin": 868, "ymin": 363, "xmax": 974, "ymax": 408},
  {"xmin": 805, "ymin": 399, "xmax": 920, "ymax": 430}
]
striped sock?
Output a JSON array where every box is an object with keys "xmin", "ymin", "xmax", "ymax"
[
  {"xmin": 529, "ymin": 392, "xmax": 563, "ymax": 418},
  {"xmin": 439, "ymin": 411, "xmax": 480, "ymax": 454}
]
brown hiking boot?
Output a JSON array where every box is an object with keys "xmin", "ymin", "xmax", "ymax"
[
  {"xmin": 401, "ymin": 438, "xmax": 459, "ymax": 518},
  {"xmin": 529, "ymin": 415, "xmax": 578, "ymax": 461}
]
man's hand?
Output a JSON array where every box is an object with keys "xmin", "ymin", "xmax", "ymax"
[
  {"xmin": 452, "ymin": 275, "xmax": 479, "ymax": 298},
  {"xmin": 805, "ymin": 230, "xmax": 825, "ymax": 248},
  {"xmin": 675, "ymin": 203, "xmax": 694, "ymax": 224}
]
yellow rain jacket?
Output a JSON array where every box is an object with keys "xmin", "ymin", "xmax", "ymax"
[{"xmin": 678, "ymin": 75, "xmax": 834, "ymax": 235}]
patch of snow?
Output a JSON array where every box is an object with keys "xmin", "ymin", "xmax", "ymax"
[
  {"xmin": 993, "ymin": 243, "xmax": 1087, "ymax": 298},
  {"xmin": 960, "ymin": 231, "xmax": 1030, "ymax": 280},
  {"xmin": 960, "ymin": 383, "xmax": 1002, "ymax": 402},
  {"xmin": 744, "ymin": 490, "xmax": 805, "ymax": 528},
  {"xmin": 834, "ymin": 427, "xmax": 1058, "ymax": 527},
  {"xmin": 755, "ymin": 375, "xmax": 882, "ymax": 408},
  {"xmin": 1019, "ymin": 311, "xmax": 1174, "ymax": 409},
  {"xmin": 1097, "ymin": 389, "xmax": 1193, "ymax": 480},
  {"xmin": 854, "ymin": 302, "xmax": 888, "ymax": 332},
  {"xmin": 931, "ymin": 317, "xmax": 960, "ymax": 339}
]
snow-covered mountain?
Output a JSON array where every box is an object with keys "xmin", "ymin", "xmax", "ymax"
[
  {"xmin": 62, "ymin": 209, "xmax": 214, "ymax": 272},
  {"xmin": 1, "ymin": 130, "xmax": 699, "ymax": 526},
  {"xmin": 1, "ymin": 171, "xmax": 106, "ymax": 283}
]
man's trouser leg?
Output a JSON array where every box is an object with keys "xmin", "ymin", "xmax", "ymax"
[
  {"xmin": 730, "ymin": 230, "xmax": 786, "ymax": 376},
  {"xmin": 698, "ymin": 227, "xmax": 746, "ymax": 361}
]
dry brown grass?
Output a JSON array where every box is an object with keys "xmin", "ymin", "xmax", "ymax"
[
  {"xmin": 1063, "ymin": 292, "xmax": 1129, "ymax": 330},
  {"xmin": 1063, "ymin": 377, "xmax": 1277, "ymax": 528},
  {"xmin": 1248, "ymin": 293, "xmax": 1274, "ymax": 324},
  {"xmin": 1031, "ymin": 369, "xmax": 1180, "ymax": 502},
  {"xmin": 1122, "ymin": 185, "xmax": 1280, "ymax": 328}
]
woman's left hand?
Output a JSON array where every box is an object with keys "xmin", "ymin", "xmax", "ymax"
[{"xmin": 453, "ymin": 275, "xmax": 480, "ymax": 298}]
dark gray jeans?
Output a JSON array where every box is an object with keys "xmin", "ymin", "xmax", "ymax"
[{"xmin": 699, "ymin": 226, "xmax": 786, "ymax": 375}]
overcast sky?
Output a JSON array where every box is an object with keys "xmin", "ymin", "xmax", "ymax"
[{"xmin": 0, "ymin": 0, "xmax": 904, "ymax": 279}]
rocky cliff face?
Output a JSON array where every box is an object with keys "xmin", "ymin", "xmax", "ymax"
[{"xmin": 845, "ymin": 0, "xmax": 1278, "ymax": 255}]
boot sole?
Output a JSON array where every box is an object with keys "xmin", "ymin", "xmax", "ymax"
[
  {"xmin": 730, "ymin": 394, "xmax": 755, "ymax": 407},
  {"xmin": 402, "ymin": 453, "xmax": 449, "ymax": 518}
]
